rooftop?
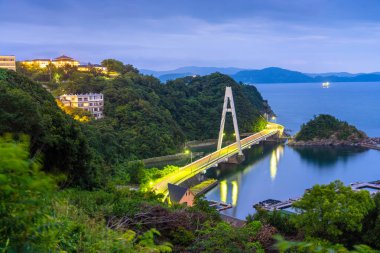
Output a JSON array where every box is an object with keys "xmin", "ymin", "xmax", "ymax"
[
  {"xmin": 60, "ymin": 93, "xmax": 104, "ymax": 97},
  {"xmin": 168, "ymin": 183, "xmax": 189, "ymax": 202},
  {"xmin": 53, "ymin": 55, "xmax": 76, "ymax": 61},
  {"xmin": 79, "ymin": 64, "xmax": 104, "ymax": 67}
]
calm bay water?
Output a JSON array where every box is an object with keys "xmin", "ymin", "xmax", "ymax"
[
  {"xmin": 257, "ymin": 82, "xmax": 380, "ymax": 137},
  {"xmin": 205, "ymin": 82, "xmax": 380, "ymax": 219}
]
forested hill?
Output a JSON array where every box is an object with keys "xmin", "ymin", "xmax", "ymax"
[
  {"xmin": 293, "ymin": 114, "xmax": 367, "ymax": 145},
  {"xmin": 2, "ymin": 66, "xmax": 272, "ymax": 186},
  {"xmin": 159, "ymin": 74, "xmax": 271, "ymax": 140},
  {"xmin": 232, "ymin": 67, "xmax": 314, "ymax": 83},
  {"xmin": 0, "ymin": 68, "xmax": 98, "ymax": 187},
  {"xmin": 50, "ymin": 70, "xmax": 272, "ymax": 163}
]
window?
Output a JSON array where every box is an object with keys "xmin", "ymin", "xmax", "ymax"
[
  {"xmin": 78, "ymin": 103, "xmax": 83, "ymax": 107},
  {"xmin": 89, "ymin": 103, "xmax": 93, "ymax": 106},
  {"xmin": 84, "ymin": 98, "xmax": 88, "ymax": 101},
  {"xmin": 78, "ymin": 98, "xmax": 82, "ymax": 101}
]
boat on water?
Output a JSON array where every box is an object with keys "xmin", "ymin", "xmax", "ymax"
[{"xmin": 322, "ymin": 82, "xmax": 330, "ymax": 88}]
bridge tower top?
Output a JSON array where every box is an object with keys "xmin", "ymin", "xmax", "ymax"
[{"xmin": 217, "ymin": 86, "xmax": 243, "ymax": 156}]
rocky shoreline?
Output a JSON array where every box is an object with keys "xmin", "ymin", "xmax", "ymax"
[{"xmin": 288, "ymin": 137, "xmax": 380, "ymax": 148}]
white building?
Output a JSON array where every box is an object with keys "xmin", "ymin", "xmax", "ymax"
[
  {"xmin": 59, "ymin": 93, "xmax": 104, "ymax": 119},
  {"xmin": 0, "ymin": 55, "xmax": 16, "ymax": 71}
]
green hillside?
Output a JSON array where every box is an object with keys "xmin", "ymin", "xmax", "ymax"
[
  {"xmin": 1, "ymin": 66, "xmax": 272, "ymax": 186},
  {"xmin": 0, "ymin": 68, "xmax": 99, "ymax": 187}
]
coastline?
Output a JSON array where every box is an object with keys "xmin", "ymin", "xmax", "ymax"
[{"xmin": 288, "ymin": 137, "xmax": 380, "ymax": 150}]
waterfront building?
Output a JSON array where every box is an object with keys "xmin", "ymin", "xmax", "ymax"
[
  {"xmin": 59, "ymin": 93, "xmax": 104, "ymax": 119},
  {"xmin": 78, "ymin": 64, "xmax": 107, "ymax": 73},
  {"xmin": 168, "ymin": 183, "xmax": 195, "ymax": 206},
  {"xmin": 52, "ymin": 55, "xmax": 80, "ymax": 67},
  {"xmin": 0, "ymin": 55, "xmax": 16, "ymax": 71}
]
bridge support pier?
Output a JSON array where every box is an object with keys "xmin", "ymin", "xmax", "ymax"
[{"xmin": 224, "ymin": 154, "xmax": 245, "ymax": 164}]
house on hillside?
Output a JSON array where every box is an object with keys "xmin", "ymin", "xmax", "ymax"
[
  {"xmin": 168, "ymin": 183, "xmax": 195, "ymax": 206},
  {"xmin": 0, "ymin": 55, "xmax": 16, "ymax": 71},
  {"xmin": 59, "ymin": 93, "xmax": 104, "ymax": 119},
  {"xmin": 21, "ymin": 58, "xmax": 51, "ymax": 68},
  {"xmin": 78, "ymin": 64, "xmax": 107, "ymax": 73},
  {"xmin": 52, "ymin": 55, "xmax": 80, "ymax": 67},
  {"xmin": 21, "ymin": 55, "xmax": 80, "ymax": 68}
]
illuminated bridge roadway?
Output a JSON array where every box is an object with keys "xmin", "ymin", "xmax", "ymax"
[{"xmin": 152, "ymin": 123, "xmax": 284, "ymax": 199}]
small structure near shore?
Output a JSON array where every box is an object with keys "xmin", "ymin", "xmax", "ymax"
[
  {"xmin": 168, "ymin": 183, "xmax": 195, "ymax": 206},
  {"xmin": 208, "ymin": 200, "xmax": 233, "ymax": 211}
]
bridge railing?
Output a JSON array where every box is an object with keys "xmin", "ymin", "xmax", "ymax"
[{"xmin": 179, "ymin": 129, "xmax": 279, "ymax": 175}]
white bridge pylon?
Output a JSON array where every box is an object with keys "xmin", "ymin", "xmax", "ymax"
[{"xmin": 217, "ymin": 86, "xmax": 243, "ymax": 156}]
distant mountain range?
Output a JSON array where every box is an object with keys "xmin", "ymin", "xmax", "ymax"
[
  {"xmin": 140, "ymin": 66, "xmax": 244, "ymax": 82},
  {"xmin": 140, "ymin": 66, "xmax": 380, "ymax": 83}
]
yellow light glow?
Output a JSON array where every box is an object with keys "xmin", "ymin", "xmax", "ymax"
[
  {"xmin": 270, "ymin": 150, "xmax": 278, "ymax": 180},
  {"xmin": 184, "ymin": 149, "xmax": 190, "ymax": 155},
  {"xmin": 231, "ymin": 180, "xmax": 238, "ymax": 206},
  {"xmin": 270, "ymin": 145, "xmax": 284, "ymax": 181},
  {"xmin": 220, "ymin": 180, "xmax": 227, "ymax": 203}
]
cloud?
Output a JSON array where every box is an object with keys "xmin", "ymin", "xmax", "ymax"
[{"xmin": 1, "ymin": 0, "xmax": 380, "ymax": 72}]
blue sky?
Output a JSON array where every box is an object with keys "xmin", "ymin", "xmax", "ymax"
[{"xmin": 1, "ymin": 0, "xmax": 380, "ymax": 72}]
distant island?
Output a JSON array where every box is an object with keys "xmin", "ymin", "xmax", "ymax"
[
  {"xmin": 288, "ymin": 114, "xmax": 368, "ymax": 147},
  {"xmin": 141, "ymin": 66, "xmax": 380, "ymax": 83}
]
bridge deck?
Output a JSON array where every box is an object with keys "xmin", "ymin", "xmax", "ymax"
[{"xmin": 152, "ymin": 123, "xmax": 283, "ymax": 198}]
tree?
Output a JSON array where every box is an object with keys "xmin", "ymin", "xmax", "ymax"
[
  {"xmin": 101, "ymin": 59, "xmax": 126, "ymax": 74},
  {"xmin": 190, "ymin": 221, "xmax": 264, "ymax": 252},
  {"xmin": 361, "ymin": 193, "xmax": 380, "ymax": 249},
  {"xmin": 292, "ymin": 180, "xmax": 374, "ymax": 245},
  {"xmin": 0, "ymin": 135, "xmax": 57, "ymax": 251},
  {"xmin": 274, "ymin": 235, "xmax": 377, "ymax": 253}
]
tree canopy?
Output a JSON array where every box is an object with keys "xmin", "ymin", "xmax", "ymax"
[
  {"xmin": 292, "ymin": 180, "xmax": 374, "ymax": 244},
  {"xmin": 296, "ymin": 114, "xmax": 366, "ymax": 141}
]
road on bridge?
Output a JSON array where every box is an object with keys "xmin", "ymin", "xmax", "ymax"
[{"xmin": 152, "ymin": 123, "xmax": 283, "ymax": 198}]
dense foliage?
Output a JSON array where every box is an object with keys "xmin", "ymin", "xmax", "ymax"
[
  {"xmin": 158, "ymin": 74, "xmax": 271, "ymax": 140},
  {"xmin": 253, "ymin": 181, "xmax": 380, "ymax": 251},
  {"xmin": 13, "ymin": 63, "xmax": 271, "ymax": 172},
  {"xmin": 0, "ymin": 136, "xmax": 177, "ymax": 252},
  {"xmin": 0, "ymin": 136, "xmax": 276, "ymax": 252},
  {"xmin": 0, "ymin": 69, "xmax": 101, "ymax": 187},
  {"xmin": 292, "ymin": 181, "xmax": 374, "ymax": 245},
  {"xmin": 295, "ymin": 114, "xmax": 366, "ymax": 141}
]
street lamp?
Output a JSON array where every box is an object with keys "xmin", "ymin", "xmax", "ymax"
[
  {"xmin": 185, "ymin": 149, "xmax": 193, "ymax": 174},
  {"xmin": 185, "ymin": 149, "xmax": 193, "ymax": 163}
]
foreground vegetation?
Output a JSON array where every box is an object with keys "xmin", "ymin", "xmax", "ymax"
[
  {"xmin": 253, "ymin": 181, "xmax": 380, "ymax": 252},
  {"xmin": 3, "ymin": 136, "xmax": 380, "ymax": 252}
]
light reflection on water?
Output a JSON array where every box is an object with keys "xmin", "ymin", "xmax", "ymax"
[{"xmin": 205, "ymin": 143, "xmax": 380, "ymax": 219}]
